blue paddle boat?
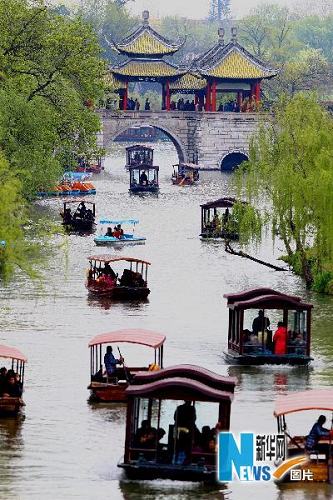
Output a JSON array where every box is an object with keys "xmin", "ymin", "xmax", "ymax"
[{"xmin": 94, "ymin": 219, "xmax": 146, "ymax": 246}]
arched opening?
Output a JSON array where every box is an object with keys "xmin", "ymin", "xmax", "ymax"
[
  {"xmin": 110, "ymin": 124, "xmax": 186, "ymax": 163},
  {"xmin": 221, "ymin": 152, "xmax": 248, "ymax": 172}
]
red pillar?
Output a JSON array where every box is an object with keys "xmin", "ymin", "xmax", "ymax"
[
  {"xmin": 211, "ymin": 80, "xmax": 217, "ymax": 112},
  {"xmin": 166, "ymin": 80, "xmax": 170, "ymax": 111},
  {"xmin": 205, "ymin": 82, "xmax": 211, "ymax": 111},
  {"xmin": 255, "ymin": 81, "xmax": 261, "ymax": 104},
  {"xmin": 123, "ymin": 81, "xmax": 128, "ymax": 111},
  {"xmin": 237, "ymin": 91, "xmax": 243, "ymax": 111}
]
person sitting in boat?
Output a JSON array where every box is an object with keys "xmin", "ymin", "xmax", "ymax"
[
  {"xmin": 273, "ymin": 321, "xmax": 288, "ymax": 355},
  {"xmin": 78, "ymin": 202, "xmax": 87, "ymax": 218},
  {"xmin": 113, "ymin": 224, "xmax": 124, "ymax": 239},
  {"xmin": 104, "ymin": 346, "xmax": 124, "ymax": 379},
  {"xmin": 105, "ymin": 227, "xmax": 113, "ymax": 237},
  {"xmin": 85, "ymin": 209, "xmax": 94, "ymax": 222},
  {"xmin": 290, "ymin": 332, "xmax": 306, "ymax": 355},
  {"xmin": 222, "ymin": 208, "xmax": 230, "ymax": 226},
  {"xmin": 174, "ymin": 401, "xmax": 198, "ymax": 463},
  {"xmin": 0, "ymin": 367, "xmax": 7, "ymax": 394},
  {"xmin": 252, "ymin": 310, "xmax": 270, "ymax": 336},
  {"xmin": 139, "ymin": 171, "xmax": 148, "ymax": 185},
  {"xmin": 134, "ymin": 420, "xmax": 158, "ymax": 448},
  {"xmin": 305, "ymin": 415, "xmax": 332, "ymax": 452},
  {"xmin": 63, "ymin": 208, "xmax": 72, "ymax": 225},
  {"xmin": 1, "ymin": 373, "xmax": 22, "ymax": 398},
  {"xmin": 102, "ymin": 263, "xmax": 117, "ymax": 280}
]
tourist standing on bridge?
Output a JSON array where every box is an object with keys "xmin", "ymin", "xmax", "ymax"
[
  {"xmin": 135, "ymin": 99, "xmax": 140, "ymax": 111},
  {"xmin": 145, "ymin": 98, "xmax": 150, "ymax": 110}
]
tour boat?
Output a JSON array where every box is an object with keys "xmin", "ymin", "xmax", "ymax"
[
  {"xmin": 118, "ymin": 364, "xmax": 236, "ymax": 482},
  {"xmin": 60, "ymin": 200, "xmax": 96, "ymax": 232},
  {"xmin": 125, "ymin": 144, "xmax": 154, "ymax": 169},
  {"xmin": 94, "ymin": 219, "xmax": 146, "ymax": 246},
  {"xmin": 274, "ymin": 390, "xmax": 333, "ymax": 483},
  {"xmin": 86, "ymin": 255, "xmax": 151, "ymax": 300},
  {"xmin": 88, "ymin": 329, "xmax": 166, "ymax": 403},
  {"xmin": 0, "ymin": 344, "xmax": 27, "ymax": 417},
  {"xmin": 223, "ymin": 288, "xmax": 313, "ymax": 366},
  {"xmin": 171, "ymin": 163, "xmax": 200, "ymax": 186},
  {"xmin": 129, "ymin": 165, "xmax": 159, "ymax": 194},
  {"xmin": 76, "ymin": 155, "xmax": 103, "ymax": 174},
  {"xmin": 200, "ymin": 197, "xmax": 244, "ymax": 241}
]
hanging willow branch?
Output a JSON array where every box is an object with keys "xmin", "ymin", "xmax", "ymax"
[{"xmin": 225, "ymin": 243, "xmax": 288, "ymax": 271}]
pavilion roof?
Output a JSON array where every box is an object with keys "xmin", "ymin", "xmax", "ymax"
[
  {"xmin": 169, "ymin": 72, "xmax": 206, "ymax": 91},
  {"xmin": 110, "ymin": 11, "xmax": 183, "ymax": 57},
  {"xmin": 111, "ymin": 59, "xmax": 184, "ymax": 79},
  {"xmin": 194, "ymin": 36, "xmax": 277, "ymax": 81},
  {"xmin": 104, "ymin": 72, "xmax": 125, "ymax": 91}
]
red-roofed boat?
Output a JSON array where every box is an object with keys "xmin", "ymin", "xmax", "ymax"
[
  {"xmin": 274, "ymin": 390, "xmax": 333, "ymax": 483},
  {"xmin": 87, "ymin": 329, "xmax": 165, "ymax": 402},
  {"xmin": 86, "ymin": 256, "xmax": 151, "ymax": 300},
  {"xmin": 0, "ymin": 344, "xmax": 27, "ymax": 417},
  {"xmin": 224, "ymin": 288, "xmax": 313, "ymax": 365},
  {"xmin": 118, "ymin": 364, "xmax": 236, "ymax": 482}
]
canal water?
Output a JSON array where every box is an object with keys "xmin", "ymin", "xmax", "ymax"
[{"xmin": 1, "ymin": 140, "xmax": 333, "ymax": 500}]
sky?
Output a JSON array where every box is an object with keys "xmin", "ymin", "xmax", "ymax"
[{"xmin": 128, "ymin": 0, "xmax": 291, "ymax": 19}]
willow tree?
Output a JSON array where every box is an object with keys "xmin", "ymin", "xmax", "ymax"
[{"xmin": 235, "ymin": 93, "xmax": 333, "ymax": 292}]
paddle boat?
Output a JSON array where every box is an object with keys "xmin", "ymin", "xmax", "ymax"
[
  {"xmin": 60, "ymin": 200, "xmax": 96, "ymax": 232},
  {"xmin": 172, "ymin": 163, "xmax": 200, "ymax": 186},
  {"xmin": 200, "ymin": 197, "xmax": 244, "ymax": 241},
  {"xmin": 0, "ymin": 344, "xmax": 27, "ymax": 417},
  {"xmin": 129, "ymin": 165, "xmax": 159, "ymax": 194},
  {"xmin": 125, "ymin": 145, "xmax": 154, "ymax": 169},
  {"xmin": 38, "ymin": 172, "xmax": 96, "ymax": 197},
  {"xmin": 88, "ymin": 329, "xmax": 165, "ymax": 403},
  {"xmin": 94, "ymin": 219, "xmax": 146, "ymax": 246},
  {"xmin": 86, "ymin": 255, "xmax": 151, "ymax": 300},
  {"xmin": 118, "ymin": 365, "xmax": 236, "ymax": 482},
  {"xmin": 223, "ymin": 288, "xmax": 313, "ymax": 366},
  {"xmin": 274, "ymin": 390, "xmax": 333, "ymax": 483}
]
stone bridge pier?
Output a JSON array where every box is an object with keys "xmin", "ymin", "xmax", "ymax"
[{"xmin": 100, "ymin": 110, "xmax": 267, "ymax": 170}]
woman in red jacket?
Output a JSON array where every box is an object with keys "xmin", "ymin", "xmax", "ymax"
[{"xmin": 273, "ymin": 321, "xmax": 288, "ymax": 355}]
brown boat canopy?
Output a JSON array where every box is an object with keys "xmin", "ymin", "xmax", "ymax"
[
  {"xmin": 89, "ymin": 329, "xmax": 166, "ymax": 349},
  {"xmin": 274, "ymin": 390, "xmax": 333, "ymax": 417},
  {"xmin": 200, "ymin": 197, "xmax": 245, "ymax": 210},
  {"xmin": 88, "ymin": 256, "xmax": 151, "ymax": 265}
]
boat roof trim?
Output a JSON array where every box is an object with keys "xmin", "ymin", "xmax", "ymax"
[
  {"xmin": 99, "ymin": 219, "xmax": 139, "ymax": 225},
  {"xmin": 89, "ymin": 329, "xmax": 165, "ymax": 348},
  {"xmin": 88, "ymin": 255, "xmax": 151, "ymax": 265},
  {"xmin": 0, "ymin": 344, "xmax": 27, "ymax": 362},
  {"xmin": 230, "ymin": 294, "xmax": 313, "ymax": 311},
  {"xmin": 274, "ymin": 390, "xmax": 333, "ymax": 416}
]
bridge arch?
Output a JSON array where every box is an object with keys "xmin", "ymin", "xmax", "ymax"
[
  {"xmin": 220, "ymin": 151, "xmax": 249, "ymax": 172},
  {"xmin": 107, "ymin": 122, "xmax": 186, "ymax": 163}
]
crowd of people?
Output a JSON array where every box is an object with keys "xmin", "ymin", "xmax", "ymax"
[
  {"xmin": 0, "ymin": 367, "xmax": 23, "ymax": 398},
  {"xmin": 242, "ymin": 310, "xmax": 306, "ymax": 356},
  {"xmin": 88, "ymin": 263, "xmax": 145, "ymax": 290},
  {"xmin": 104, "ymin": 224, "xmax": 124, "ymax": 239},
  {"xmin": 122, "ymin": 97, "xmax": 151, "ymax": 111}
]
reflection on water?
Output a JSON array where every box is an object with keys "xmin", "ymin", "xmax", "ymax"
[{"xmin": 0, "ymin": 140, "xmax": 333, "ymax": 498}]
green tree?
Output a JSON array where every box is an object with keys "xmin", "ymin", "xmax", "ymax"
[{"xmin": 235, "ymin": 93, "xmax": 333, "ymax": 291}]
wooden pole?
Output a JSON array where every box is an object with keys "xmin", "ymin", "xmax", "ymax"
[
  {"xmin": 255, "ymin": 81, "xmax": 261, "ymax": 104},
  {"xmin": 123, "ymin": 81, "xmax": 128, "ymax": 111},
  {"xmin": 166, "ymin": 80, "xmax": 170, "ymax": 111},
  {"xmin": 237, "ymin": 91, "xmax": 243, "ymax": 110},
  {"xmin": 211, "ymin": 80, "xmax": 217, "ymax": 112}
]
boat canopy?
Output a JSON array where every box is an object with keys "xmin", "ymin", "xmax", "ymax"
[
  {"xmin": 128, "ymin": 165, "xmax": 159, "ymax": 171},
  {"xmin": 126, "ymin": 144, "xmax": 154, "ymax": 152},
  {"xmin": 173, "ymin": 163, "xmax": 201, "ymax": 170},
  {"xmin": 132, "ymin": 364, "xmax": 236, "ymax": 392},
  {"xmin": 88, "ymin": 255, "xmax": 151, "ymax": 265},
  {"xmin": 63, "ymin": 199, "xmax": 96, "ymax": 205},
  {"xmin": 0, "ymin": 344, "xmax": 27, "ymax": 362},
  {"xmin": 227, "ymin": 293, "xmax": 313, "ymax": 311},
  {"xmin": 200, "ymin": 197, "xmax": 244, "ymax": 210},
  {"xmin": 224, "ymin": 288, "xmax": 293, "ymax": 305},
  {"xmin": 274, "ymin": 390, "xmax": 333, "ymax": 417},
  {"xmin": 63, "ymin": 172, "xmax": 92, "ymax": 181},
  {"xmin": 99, "ymin": 219, "xmax": 139, "ymax": 225},
  {"xmin": 89, "ymin": 329, "xmax": 165, "ymax": 348},
  {"xmin": 126, "ymin": 376, "xmax": 234, "ymax": 403}
]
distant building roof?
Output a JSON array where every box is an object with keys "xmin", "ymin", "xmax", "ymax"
[
  {"xmin": 169, "ymin": 72, "xmax": 206, "ymax": 91},
  {"xmin": 112, "ymin": 59, "xmax": 184, "ymax": 78},
  {"xmin": 194, "ymin": 28, "xmax": 277, "ymax": 81},
  {"xmin": 110, "ymin": 10, "xmax": 184, "ymax": 57}
]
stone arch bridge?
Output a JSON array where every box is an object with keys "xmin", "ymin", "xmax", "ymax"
[{"xmin": 100, "ymin": 110, "xmax": 267, "ymax": 170}]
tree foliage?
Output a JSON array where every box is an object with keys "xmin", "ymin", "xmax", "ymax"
[{"xmin": 235, "ymin": 93, "xmax": 333, "ymax": 291}]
